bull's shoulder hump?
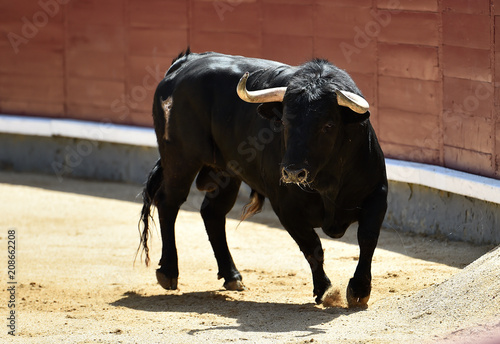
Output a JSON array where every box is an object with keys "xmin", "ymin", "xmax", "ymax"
[{"xmin": 171, "ymin": 52, "xmax": 290, "ymax": 78}]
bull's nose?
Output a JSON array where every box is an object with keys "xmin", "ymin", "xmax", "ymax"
[{"xmin": 281, "ymin": 167, "xmax": 309, "ymax": 184}]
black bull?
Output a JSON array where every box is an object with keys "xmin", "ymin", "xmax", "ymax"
[{"xmin": 140, "ymin": 50, "xmax": 388, "ymax": 307}]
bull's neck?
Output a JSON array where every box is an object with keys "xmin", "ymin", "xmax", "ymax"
[{"xmin": 319, "ymin": 122, "xmax": 369, "ymax": 218}]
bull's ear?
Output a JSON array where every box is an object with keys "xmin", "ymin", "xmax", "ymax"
[
  {"xmin": 341, "ymin": 108, "xmax": 370, "ymax": 124},
  {"xmin": 257, "ymin": 102, "xmax": 283, "ymax": 121}
]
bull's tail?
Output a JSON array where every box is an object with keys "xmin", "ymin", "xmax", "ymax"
[
  {"xmin": 241, "ymin": 189, "xmax": 265, "ymax": 221},
  {"xmin": 138, "ymin": 159, "xmax": 163, "ymax": 266}
]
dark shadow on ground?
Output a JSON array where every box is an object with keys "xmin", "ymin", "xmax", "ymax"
[
  {"xmin": 110, "ymin": 290, "xmax": 361, "ymax": 336},
  {"xmin": 0, "ymin": 170, "xmax": 144, "ymax": 203}
]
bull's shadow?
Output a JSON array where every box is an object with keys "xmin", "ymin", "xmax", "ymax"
[{"xmin": 111, "ymin": 290, "xmax": 359, "ymax": 336}]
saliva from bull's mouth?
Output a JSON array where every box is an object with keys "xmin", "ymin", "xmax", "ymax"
[
  {"xmin": 280, "ymin": 177, "xmax": 318, "ymax": 193},
  {"xmin": 296, "ymin": 182, "xmax": 317, "ymax": 193}
]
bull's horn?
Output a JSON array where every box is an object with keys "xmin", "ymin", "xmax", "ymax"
[
  {"xmin": 336, "ymin": 90, "xmax": 369, "ymax": 114},
  {"xmin": 237, "ymin": 72, "xmax": 287, "ymax": 103}
]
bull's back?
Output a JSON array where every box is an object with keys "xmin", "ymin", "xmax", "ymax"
[{"xmin": 157, "ymin": 52, "xmax": 290, "ymax": 192}]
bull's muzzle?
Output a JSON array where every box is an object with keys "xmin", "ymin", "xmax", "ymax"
[{"xmin": 281, "ymin": 166, "xmax": 309, "ymax": 185}]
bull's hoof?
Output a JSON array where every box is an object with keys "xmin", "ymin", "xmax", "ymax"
[
  {"xmin": 314, "ymin": 294, "xmax": 323, "ymax": 305},
  {"xmin": 346, "ymin": 284, "xmax": 370, "ymax": 308},
  {"xmin": 314, "ymin": 288, "xmax": 329, "ymax": 305},
  {"xmin": 223, "ymin": 279, "xmax": 246, "ymax": 291},
  {"xmin": 313, "ymin": 279, "xmax": 333, "ymax": 305},
  {"xmin": 156, "ymin": 269, "xmax": 178, "ymax": 290}
]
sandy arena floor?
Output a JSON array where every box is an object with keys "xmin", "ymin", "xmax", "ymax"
[{"xmin": 0, "ymin": 171, "xmax": 499, "ymax": 343}]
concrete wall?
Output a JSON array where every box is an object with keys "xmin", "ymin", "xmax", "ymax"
[
  {"xmin": 1, "ymin": 0, "xmax": 500, "ymax": 179},
  {"xmin": 385, "ymin": 181, "xmax": 500, "ymax": 245},
  {"xmin": 0, "ymin": 133, "xmax": 158, "ymax": 184}
]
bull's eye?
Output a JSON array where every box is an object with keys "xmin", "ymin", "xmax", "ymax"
[
  {"xmin": 270, "ymin": 118, "xmax": 283, "ymax": 133},
  {"xmin": 321, "ymin": 121, "xmax": 335, "ymax": 133}
]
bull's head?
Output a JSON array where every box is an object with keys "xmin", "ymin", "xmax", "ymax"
[{"xmin": 237, "ymin": 67, "xmax": 370, "ymax": 191}]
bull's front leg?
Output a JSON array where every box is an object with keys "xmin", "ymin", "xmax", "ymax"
[
  {"xmin": 347, "ymin": 185, "xmax": 387, "ymax": 308},
  {"xmin": 305, "ymin": 243, "xmax": 333, "ymax": 304},
  {"xmin": 284, "ymin": 225, "xmax": 332, "ymax": 304}
]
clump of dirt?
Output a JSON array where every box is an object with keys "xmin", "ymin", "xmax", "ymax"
[{"xmin": 321, "ymin": 287, "xmax": 343, "ymax": 308}]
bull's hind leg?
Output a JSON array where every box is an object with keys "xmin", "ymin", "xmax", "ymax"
[
  {"xmin": 199, "ymin": 170, "xmax": 244, "ymax": 291},
  {"xmin": 155, "ymin": 161, "xmax": 200, "ymax": 290}
]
